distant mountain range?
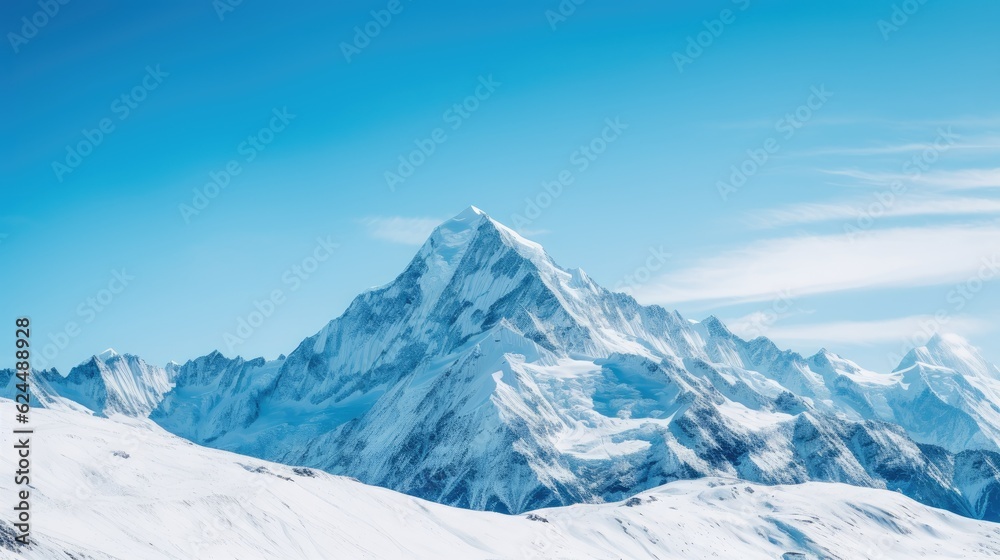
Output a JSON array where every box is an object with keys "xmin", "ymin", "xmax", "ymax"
[{"xmin": 6, "ymin": 206, "xmax": 1000, "ymax": 522}]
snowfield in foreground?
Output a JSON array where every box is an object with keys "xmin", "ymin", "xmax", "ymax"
[{"xmin": 2, "ymin": 404, "xmax": 999, "ymax": 560}]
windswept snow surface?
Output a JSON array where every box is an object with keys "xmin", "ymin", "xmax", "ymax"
[{"xmin": 2, "ymin": 405, "xmax": 999, "ymax": 560}]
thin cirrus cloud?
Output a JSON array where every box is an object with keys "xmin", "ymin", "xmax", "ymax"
[
  {"xmin": 713, "ymin": 116, "xmax": 1000, "ymax": 132},
  {"xmin": 734, "ymin": 315, "xmax": 991, "ymax": 345},
  {"xmin": 791, "ymin": 135, "xmax": 1000, "ymax": 158},
  {"xmin": 361, "ymin": 216, "xmax": 442, "ymax": 245},
  {"xmin": 627, "ymin": 224, "xmax": 1000, "ymax": 306},
  {"xmin": 747, "ymin": 197, "xmax": 1000, "ymax": 229},
  {"xmin": 822, "ymin": 167, "xmax": 1000, "ymax": 190}
]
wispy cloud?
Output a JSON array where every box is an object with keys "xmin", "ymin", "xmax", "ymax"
[
  {"xmin": 711, "ymin": 115, "xmax": 1000, "ymax": 131},
  {"xmin": 710, "ymin": 116, "xmax": 903, "ymax": 130},
  {"xmin": 361, "ymin": 216, "xmax": 442, "ymax": 245},
  {"xmin": 627, "ymin": 224, "xmax": 1000, "ymax": 305},
  {"xmin": 756, "ymin": 315, "xmax": 991, "ymax": 345},
  {"xmin": 747, "ymin": 196, "xmax": 1000, "ymax": 229},
  {"xmin": 900, "ymin": 116, "xmax": 1000, "ymax": 129},
  {"xmin": 724, "ymin": 305, "xmax": 814, "ymax": 338},
  {"xmin": 792, "ymin": 137, "xmax": 1000, "ymax": 158},
  {"xmin": 822, "ymin": 167, "xmax": 1000, "ymax": 190}
]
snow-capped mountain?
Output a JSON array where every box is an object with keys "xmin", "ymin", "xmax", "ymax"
[
  {"xmin": 694, "ymin": 321, "xmax": 1000, "ymax": 455},
  {"xmin": 2, "ymin": 350, "xmax": 173, "ymax": 417},
  {"xmin": 5, "ymin": 405, "xmax": 1000, "ymax": 560},
  {"xmin": 9, "ymin": 206, "xmax": 1000, "ymax": 523}
]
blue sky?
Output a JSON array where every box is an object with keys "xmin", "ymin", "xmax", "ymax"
[{"xmin": 2, "ymin": 0, "xmax": 999, "ymax": 373}]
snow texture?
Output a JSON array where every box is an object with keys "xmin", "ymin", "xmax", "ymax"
[{"xmin": 3, "ymin": 406, "xmax": 999, "ymax": 560}]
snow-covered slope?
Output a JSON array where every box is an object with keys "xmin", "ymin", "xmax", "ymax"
[
  {"xmin": 695, "ymin": 323, "xmax": 1000, "ymax": 455},
  {"xmin": 12, "ymin": 207, "xmax": 1000, "ymax": 523},
  {"xmin": 887, "ymin": 334, "xmax": 1000, "ymax": 453},
  {"xmin": 4, "ymin": 405, "xmax": 999, "ymax": 560}
]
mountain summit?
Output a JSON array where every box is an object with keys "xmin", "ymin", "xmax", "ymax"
[{"xmin": 8, "ymin": 207, "xmax": 1000, "ymax": 521}]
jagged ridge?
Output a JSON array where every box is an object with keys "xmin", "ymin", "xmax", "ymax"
[{"xmin": 7, "ymin": 206, "xmax": 1000, "ymax": 521}]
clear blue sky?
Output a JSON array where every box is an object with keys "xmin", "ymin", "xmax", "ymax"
[{"xmin": 3, "ymin": 0, "xmax": 999, "ymax": 373}]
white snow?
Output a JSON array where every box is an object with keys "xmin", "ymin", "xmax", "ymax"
[
  {"xmin": 3, "ymin": 404, "xmax": 999, "ymax": 560},
  {"xmin": 8, "ymin": 206, "xmax": 1000, "ymax": 528}
]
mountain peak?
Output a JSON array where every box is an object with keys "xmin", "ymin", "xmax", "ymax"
[
  {"xmin": 455, "ymin": 204, "xmax": 486, "ymax": 219},
  {"xmin": 440, "ymin": 205, "xmax": 489, "ymax": 235},
  {"xmin": 926, "ymin": 332, "xmax": 961, "ymax": 351},
  {"xmin": 896, "ymin": 332, "xmax": 998, "ymax": 380},
  {"xmin": 409, "ymin": 206, "xmax": 553, "ymax": 299},
  {"xmin": 442, "ymin": 206, "xmax": 543, "ymax": 248},
  {"xmin": 700, "ymin": 315, "xmax": 734, "ymax": 338},
  {"xmin": 413, "ymin": 208, "xmax": 492, "ymax": 297},
  {"xmin": 98, "ymin": 348, "xmax": 119, "ymax": 361}
]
